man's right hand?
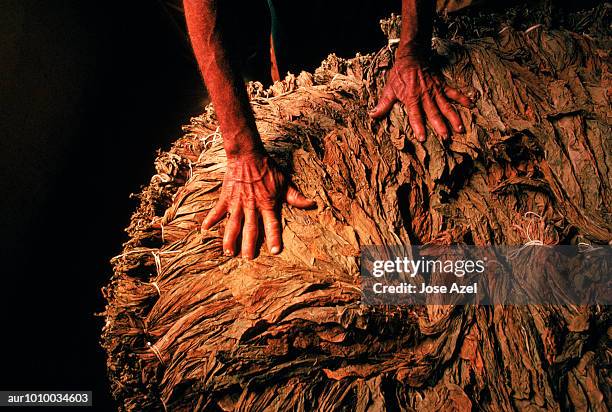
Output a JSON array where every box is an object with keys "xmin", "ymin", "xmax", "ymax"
[
  {"xmin": 184, "ymin": 1, "xmax": 315, "ymax": 259},
  {"xmin": 201, "ymin": 152, "xmax": 315, "ymax": 259}
]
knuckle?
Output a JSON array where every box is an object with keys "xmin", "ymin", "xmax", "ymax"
[
  {"xmin": 287, "ymin": 187, "xmax": 298, "ymax": 199},
  {"xmin": 244, "ymin": 222, "xmax": 258, "ymax": 231},
  {"xmin": 226, "ymin": 217, "xmax": 238, "ymax": 230},
  {"xmin": 259, "ymin": 199, "xmax": 276, "ymax": 210},
  {"xmin": 265, "ymin": 219, "xmax": 280, "ymax": 229},
  {"xmin": 265, "ymin": 224, "xmax": 281, "ymax": 236},
  {"xmin": 242, "ymin": 193, "xmax": 256, "ymax": 205},
  {"xmin": 405, "ymin": 99, "xmax": 420, "ymax": 110}
]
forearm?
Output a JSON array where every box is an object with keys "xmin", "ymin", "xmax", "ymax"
[
  {"xmin": 397, "ymin": 0, "xmax": 435, "ymax": 60},
  {"xmin": 183, "ymin": 0, "xmax": 264, "ymax": 158}
]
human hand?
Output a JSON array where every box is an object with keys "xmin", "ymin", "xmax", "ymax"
[
  {"xmin": 201, "ymin": 152, "xmax": 315, "ymax": 259},
  {"xmin": 369, "ymin": 54, "xmax": 473, "ymax": 142}
]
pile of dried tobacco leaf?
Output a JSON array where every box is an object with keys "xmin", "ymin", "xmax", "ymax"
[{"xmin": 102, "ymin": 3, "xmax": 610, "ymax": 411}]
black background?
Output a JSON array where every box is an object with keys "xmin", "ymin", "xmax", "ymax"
[{"xmin": 0, "ymin": 1, "xmax": 397, "ymax": 410}]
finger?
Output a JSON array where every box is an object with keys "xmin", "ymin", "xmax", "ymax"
[
  {"xmin": 241, "ymin": 207, "xmax": 258, "ymax": 259},
  {"xmin": 261, "ymin": 208, "xmax": 282, "ymax": 255},
  {"xmin": 406, "ymin": 102, "xmax": 427, "ymax": 142},
  {"xmin": 201, "ymin": 196, "xmax": 227, "ymax": 231},
  {"xmin": 422, "ymin": 93, "xmax": 449, "ymax": 139},
  {"xmin": 369, "ymin": 84, "xmax": 397, "ymax": 119},
  {"xmin": 435, "ymin": 90, "xmax": 464, "ymax": 133},
  {"xmin": 419, "ymin": 73, "xmax": 449, "ymax": 139},
  {"xmin": 222, "ymin": 207, "xmax": 243, "ymax": 256},
  {"xmin": 443, "ymin": 85, "xmax": 474, "ymax": 108},
  {"xmin": 286, "ymin": 184, "xmax": 315, "ymax": 209}
]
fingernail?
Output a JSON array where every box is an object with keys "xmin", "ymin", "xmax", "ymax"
[
  {"xmin": 224, "ymin": 249, "xmax": 233, "ymax": 256},
  {"xmin": 270, "ymin": 246, "xmax": 280, "ymax": 254},
  {"xmin": 458, "ymin": 125, "xmax": 464, "ymax": 132},
  {"xmin": 418, "ymin": 135, "xmax": 426, "ymax": 142}
]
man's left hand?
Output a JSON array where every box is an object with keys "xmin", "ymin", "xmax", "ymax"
[{"xmin": 369, "ymin": 55, "xmax": 473, "ymax": 142}]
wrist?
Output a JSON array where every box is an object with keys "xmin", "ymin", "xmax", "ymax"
[
  {"xmin": 396, "ymin": 42, "xmax": 430, "ymax": 63},
  {"xmin": 225, "ymin": 146, "xmax": 266, "ymax": 162},
  {"xmin": 224, "ymin": 136, "xmax": 266, "ymax": 160},
  {"xmin": 226, "ymin": 151, "xmax": 271, "ymax": 178}
]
